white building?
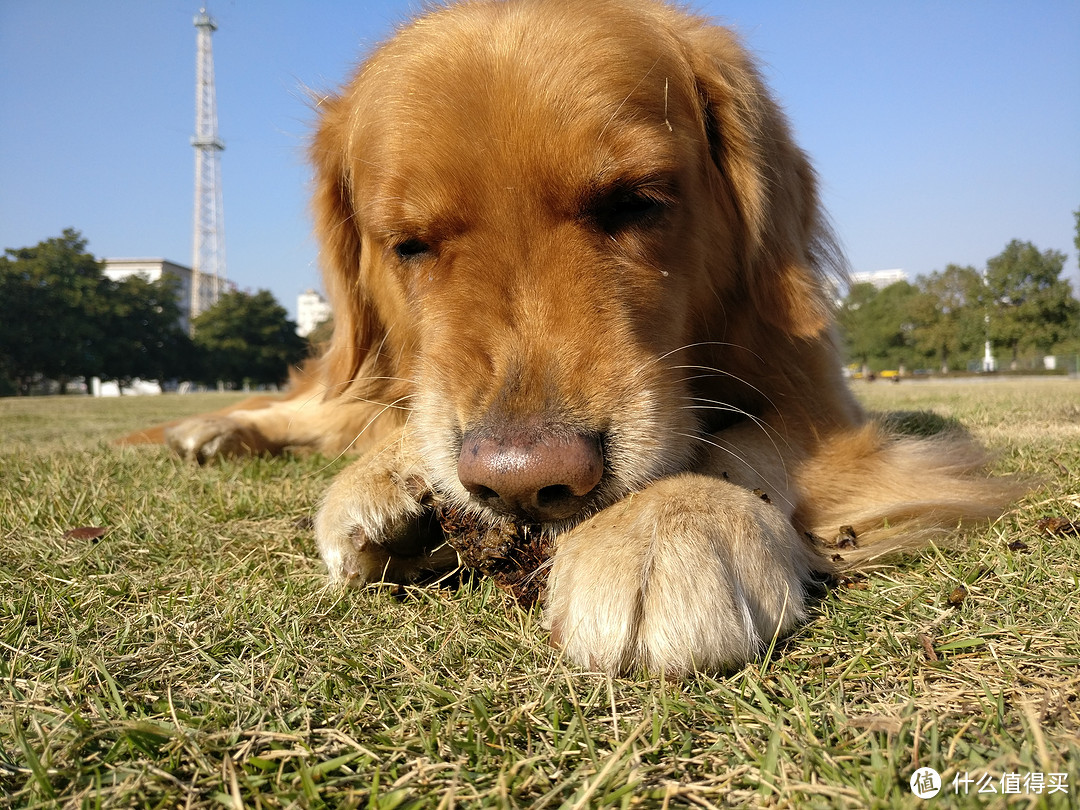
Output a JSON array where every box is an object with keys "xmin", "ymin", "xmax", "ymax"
[
  {"xmin": 850, "ymin": 269, "xmax": 908, "ymax": 290},
  {"xmin": 296, "ymin": 289, "xmax": 332, "ymax": 337}
]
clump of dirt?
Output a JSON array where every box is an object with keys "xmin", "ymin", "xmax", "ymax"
[
  {"xmin": 399, "ymin": 474, "xmax": 553, "ymax": 606},
  {"xmin": 435, "ymin": 503, "xmax": 552, "ymax": 607}
]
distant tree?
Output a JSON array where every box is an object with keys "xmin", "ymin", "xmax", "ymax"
[
  {"xmin": 984, "ymin": 240, "xmax": 1079, "ymax": 368},
  {"xmin": 1074, "ymin": 207, "xmax": 1079, "ymax": 267},
  {"xmin": 0, "ymin": 253, "xmax": 40, "ymax": 393},
  {"xmin": 837, "ymin": 280, "xmax": 922, "ymax": 371},
  {"xmin": 0, "ymin": 230, "xmax": 203, "ymax": 394},
  {"xmin": 837, "ymin": 282, "xmax": 880, "ymax": 368},
  {"xmin": 0, "ymin": 229, "xmax": 105, "ymax": 393},
  {"xmin": 98, "ymin": 274, "xmax": 198, "ymax": 383},
  {"xmin": 192, "ymin": 289, "xmax": 307, "ymax": 387},
  {"xmin": 910, "ymin": 265, "xmax": 984, "ymax": 373}
]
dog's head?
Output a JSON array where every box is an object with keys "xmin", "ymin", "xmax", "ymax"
[{"xmin": 311, "ymin": 0, "xmax": 836, "ymax": 526}]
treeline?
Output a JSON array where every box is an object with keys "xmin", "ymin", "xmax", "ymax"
[
  {"xmin": 0, "ymin": 230, "xmax": 308, "ymax": 396},
  {"xmin": 838, "ymin": 237, "xmax": 1080, "ymax": 374},
  {"xmin": 5, "ymin": 227, "xmax": 1077, "ymax": 395}
]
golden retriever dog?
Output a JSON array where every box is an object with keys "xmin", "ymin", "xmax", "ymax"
[{"xmin": 153, "ymin": 0, "xmax": 1019, "ymax": 674}]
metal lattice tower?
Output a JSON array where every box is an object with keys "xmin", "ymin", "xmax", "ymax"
[{"xmin": 190, "ymin": 7, "xmax": 226, "ymax": 328}]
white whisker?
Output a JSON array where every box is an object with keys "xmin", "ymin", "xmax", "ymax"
[
  {"xmin": 672, "ymin": 431, "xmax": 796, "ymax": 514},
  {"xmin": 669, "ymin": 363, "xmax": 790, "ymax": 439},
  {"xmin": 657, "ymin": 340, "xmax": 766, "ymax": 366},
  {"xmin": 674, "ymin": 399, "xmax": 790, "ymax": 473},
  {"xmin": 314, "ymin": 392, "xmax": 418, "ymax": 473},
  {"xmin": 680, "ymin": 396, "xmax": 791, "ymax": 452}
]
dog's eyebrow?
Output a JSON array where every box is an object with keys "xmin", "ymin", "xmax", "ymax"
[
  {"xmin": 364, "ymin": 189, "xmax": 467, "ymax": 242},
  {"xmin": 581, "ymin": 167, "xmax": 681, "ymax": 203},
  {"xmin": 587, "ymin": 142, "xmax": 682, "ymax": 186}
]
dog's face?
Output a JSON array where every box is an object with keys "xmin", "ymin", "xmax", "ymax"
[{"xmin": 313, "ymin": 0, "xmax": 832, "ymax": 527}]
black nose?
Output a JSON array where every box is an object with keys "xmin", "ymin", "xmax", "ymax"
[{"xmin": 457, "ymin": 429, "xmax": 603, "ymax": 522}]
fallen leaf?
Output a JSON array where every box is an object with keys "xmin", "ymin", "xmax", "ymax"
[
  {"xmin": 62, "ymin": 526, "xmax": 109, "ymax": 541},
  {"xmin": 1035, "ymin": 516, "xmax": 1078, "ymax": 536}
]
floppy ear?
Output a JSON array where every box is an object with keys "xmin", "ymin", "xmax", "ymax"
[
  {"xmin": 309, "ymin": 94, "xmax": 386, "ymax": 397},
  {"xmin": 682, "ymin": 24, "xmax": 835, "ymax": 338}
]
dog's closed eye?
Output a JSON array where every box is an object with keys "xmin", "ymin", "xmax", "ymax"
[
  {"xmin": 393, "ymin": 237, "xmax": 434, "ymax": 263},
  {"xmin": 586, "ymin": 183, "xmax": 675, "ymax": 236}
]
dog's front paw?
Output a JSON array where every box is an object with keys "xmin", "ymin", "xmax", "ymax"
[
  {"xmin": 314, "ymin": 435, "xmax": 457, "ymax": 585},
  {"xmin": 165, "ymin": 416, "xmax": 261, "ymax": 463},
  {"xmin": 545, "ymin": 475, "xmax": 816, "ymax": 675}
]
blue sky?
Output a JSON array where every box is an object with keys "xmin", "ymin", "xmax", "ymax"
[{"xmin": 2, "ymin": 1, "xmax": 1078, "ymax": 319}]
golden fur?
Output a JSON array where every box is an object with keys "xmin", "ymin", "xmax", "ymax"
[{"xmin": 152, "ymin": 0, "xmax": 1019, "ymax": 674}]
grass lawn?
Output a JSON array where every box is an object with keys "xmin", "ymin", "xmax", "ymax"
[{"xmin": 1, "ymin": 381, "xmax": 1078, "ymax": 808}]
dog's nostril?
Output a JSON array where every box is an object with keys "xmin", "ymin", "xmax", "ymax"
[
  {"xmin": 537, "ymin": 484, "xmax": 575, "ymax": 508},
  {"xmin": 469, "ymin": 484, "xmax": 500, "ymax": 503}
]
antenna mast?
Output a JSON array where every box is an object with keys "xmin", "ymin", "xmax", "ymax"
[{"xmin": 190, "ymin": 7, "xmax": 226, "ymax": 329}]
